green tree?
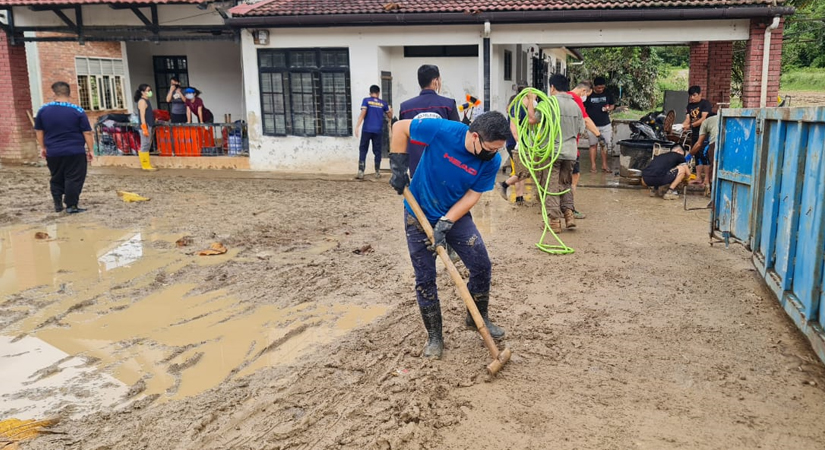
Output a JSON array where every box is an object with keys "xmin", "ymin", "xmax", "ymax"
[
  {"xmin": 783, "ymin": 0, "xmax": 825, "ymax": 68},
  {"xmin": 568, "ymin": 47, "xmax": 663, "ymax": 110}
]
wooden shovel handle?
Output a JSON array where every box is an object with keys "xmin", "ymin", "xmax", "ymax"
[{"xmin": 402, "ymin": 187, "xmax": 501, "ymax": 360}]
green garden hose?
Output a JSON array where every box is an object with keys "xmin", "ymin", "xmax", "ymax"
[{"xmin": 507, "ymin": 88, "xmax": 574, "ymax": 255}]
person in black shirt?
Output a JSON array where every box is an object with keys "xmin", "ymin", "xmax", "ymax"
[
  {"xmin": 584, "ymin": 76, "xmax": 615, "ymax": 173},
  {"xmin": 682, "ymin": 85, "xmax": 713, "ymax": 142},
  {"xmin": 641, "ymin": 145, "xmax": 690, "ymax": 200}
]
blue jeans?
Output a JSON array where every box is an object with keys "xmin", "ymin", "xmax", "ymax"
[
  {"xmin": 359, "ymin": 131, "xmax": 382, "ymax": 169},
  {"xmin": 404, "ymin": 211, "xmax": 491, "ymax": 308}
]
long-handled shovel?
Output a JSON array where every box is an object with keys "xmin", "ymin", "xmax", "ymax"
[{"xmin": 403, "ymin": 187, "xmax": 512, "ymax": 376}]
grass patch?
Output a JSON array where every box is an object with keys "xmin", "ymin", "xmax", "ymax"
[{"xmin": 781, "ymin": 68, "xmax": 825, "ymax": 91}]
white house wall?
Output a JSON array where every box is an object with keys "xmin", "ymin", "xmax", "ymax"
[
  {"xmin": 242, "ymin": 25, "xmax": 485, "ymax": 173},
  {"xmin": 125, "ymin": 41, "xmax": 244, "ymax": 122},
  {"xmin": 491, "ymin": 20, "xmax": 749, "ymax": 46},
  {"xmin": 387, "ymin": 48, "xmax": 480, "ymax": 110}
]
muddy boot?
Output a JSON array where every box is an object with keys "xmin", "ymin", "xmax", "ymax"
[
  {"xmin": 465, "ymin": 292, "xmax": 505, "ymax": 340},
  {"xmin": 419, "ymin": 303, "xmax": 443, "ymax": 359},
  {"xmin": 550, "ymin": 219, "xmax": 562, "ymax": 234},
  {"xmin": 355, "ymin": 161, "xmax": 365, "ymax": 180},
  {"xmin": 139, "ymin": 152, "xmax": 158, "ymax": 171},
  {"xmin": 374, "ymin": 169, "xmax": 381, "ymax": 179},
  {"xmin": 564, "ymin": 209, "xmax": 576, "ymax": 228}
]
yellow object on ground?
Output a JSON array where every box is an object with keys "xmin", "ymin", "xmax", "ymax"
[
  {"xmin": 198, "ymin": 242, "xmax": 227, "ymax": 256},
  {"xmin": 138, "ymin": 152, "xmax": 158, "ymax": 171},
  {"xmin": 116, "ymin": 190, "xmax": 151, "ymax": 202},
  {"xmin": 0, "ymin": 418, "xmax": 59, "ymax": 447}
]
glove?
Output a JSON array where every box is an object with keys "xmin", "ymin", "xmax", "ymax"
[
  {"xmin": 597, "ymin": 135, "xmax": 607, "ymax": 146},
  {"xmin": 685, "ymin": 154, "xmax": 693, "ymax": 163},
  {"xmin": 389, "ymin": 153, "xmax": 410, "ymax": 195},
  {"xmin": 141, "ymin": 123, "xmax": 149, "ymax": 137},
  {"xmin": 427, "ymin": 217, "xmax": 454, "ymax": 253}
]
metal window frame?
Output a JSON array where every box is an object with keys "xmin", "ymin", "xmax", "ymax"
[
  {"xmin": 152, "ymin": 55, "xmax": 189, "ymax": 112},
  {"xmin": 75, "ymin": 56, "xmax": 125, "ymax": 111},
  {"xmin": 258, "ymin": 47, "xmax": 351, "ymax": 138}
]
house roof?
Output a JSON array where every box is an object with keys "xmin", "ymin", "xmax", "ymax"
[
  {"xmin": 0, "ymin": 0, "xmax": 202, "ymax": 5},
  {"xmin": 230, "ymin": 0, "xmax": 786, "ymax": 17}
]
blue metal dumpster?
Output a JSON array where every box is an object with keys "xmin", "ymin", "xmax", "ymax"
[{"xmin": 712, "ymin": 107, "xmax": 825, "ymax": 363}]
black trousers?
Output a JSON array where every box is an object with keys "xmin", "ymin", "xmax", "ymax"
[{"xmin": 47, "ymin": 153, "xmax": 88, "ymax": 208}]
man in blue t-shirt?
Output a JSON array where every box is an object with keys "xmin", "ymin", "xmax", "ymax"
[
  {"xmin": 355, "ymin": 85, "xmax": 392, "ymax": 180},
  {"xmin": 388, "ymin": 112, "xmax": 510, "ymax": 359},
  {"xmin": 399, "ymin": 64, "xmax": 461, "ymax": 178},
  {"xmin": 34, "ymin": 81, "xmax": 94, "ymax": 213}
]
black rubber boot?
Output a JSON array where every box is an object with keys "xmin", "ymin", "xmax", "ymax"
[
  {"xmin": 465, "ymin": 292, "xmax": 505, "ymax": 339},
  {"xmin": 419, "ymin": 302, "xmax": 444, "ymax": 359},
  {"xmin": 53, "ymin": 195, "xmax": 64, "ymax": 213}
]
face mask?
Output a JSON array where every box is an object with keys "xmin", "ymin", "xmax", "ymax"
[
  {"xmin": 185, "ymin": 94, "xmax": 195, "ymax": 100},
  {"xmin": 581, "ymin": 95, "xmax": 588, "ymax": 102},
  {"xmin": 476, "ymin": 149, "xmax": 497, "ymax": 161},
  {"xmin": 145, "ymin": 91, "xmax": 153, "ymax": 98}
]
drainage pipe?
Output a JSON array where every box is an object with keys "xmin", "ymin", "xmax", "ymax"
[
  {"xmin": 760, "ymin": 16, "xmax": 781, "ymax": 108},
  {"xmin": 483, "ymin": 21, "xmax": 490, "ymax": 112}
]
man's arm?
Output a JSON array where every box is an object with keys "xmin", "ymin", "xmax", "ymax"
[
  {"xmin": 390, "ymin": 120, "xmax": 412, "ymax": 154},
  {"xmin": 444, "ymin": 190, "xmax": 482, "ymax": 222},
  {"xmin": 166, "ymin": 86, "xmax": 175, "ymax": 103},
  {"xmin": 36, "ymin": 130, "xmax": 46, "ymax": 158},
  {"xmin": 83, "ymin": 131, "xmax": 95, "ymax": 162},
  {"xmin": 682, "ymin": 113, "xmax": 691, "ymax": 130},
  {"xmin": 585, "ymin": 117, "xmax": 600, "ymax": 136},
  {"xmin": 691, "ymin": 112, "xmax": 709, "ymax": 129},
  {"xmin": 525, "ymin": 94, "xmax": 539, "ymax": 125},
  {"xmin": 355, "ymin": 108, "xmax": 367, "ymax": 137},
  {"xmin": 690, "ymin": 134, "xmax": 707, "ymax": 156}
]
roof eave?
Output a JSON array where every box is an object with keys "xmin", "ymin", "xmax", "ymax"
[{"xmin": 226, "ymin": 6, "xmax": 795, "ymax": 28}]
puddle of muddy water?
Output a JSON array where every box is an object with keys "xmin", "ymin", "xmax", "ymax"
[{"xmin": 0, "ymin": 223, "xmax": 388, "ymax": 420}]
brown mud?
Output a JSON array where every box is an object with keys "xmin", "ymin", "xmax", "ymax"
[{"xmin": 1, "ymin": 164, "xmax": 825, "ymax": 450}]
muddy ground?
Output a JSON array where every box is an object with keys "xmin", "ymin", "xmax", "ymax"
[{"xmin": 2, "ymin": 163, "xmax": 825, "ymax": 450}]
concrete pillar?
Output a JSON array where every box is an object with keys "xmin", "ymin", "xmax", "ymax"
[
  {"xmin": 707, "ymin": 41, "xmax": 733, "ymax": 111},
  {"xmin": 742, "ymin": 18, "xmax": 784, "ymax": 108},
  {"xmin": 0, "ymin": 32, "xmax": 37, "ymax": 163},
  {"xmin": 688, "ymin": 42, "xmax": 709, "ymax": 94}
]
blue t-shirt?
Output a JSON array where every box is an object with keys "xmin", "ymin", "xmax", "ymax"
[
  {"xmin": 34, "ymin": 102, "xmax": 92, "ymax": 157},
  {"xmin": 360, "ymin": 96, "xmax": 389, "ymax": 134},
  {"xmin": 404, "ymin": 119, "xmax": 502, "ymax": 224},
  {"xmin": 505, "ymin": 101, "xmax": 528, "ymax": 150}
]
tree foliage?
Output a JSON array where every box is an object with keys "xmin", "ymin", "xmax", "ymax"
[
  {"xmin": 568, "ymin": 47, "xmax": 663, "ymax": 110},
  {"xmin": 782, "ymin": 0, "xmax": 825, "ymax": 68}
]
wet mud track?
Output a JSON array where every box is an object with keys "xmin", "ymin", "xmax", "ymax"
[{"xmin": 1, "ymin": 166, "xmax": 825, "ymax": 449}]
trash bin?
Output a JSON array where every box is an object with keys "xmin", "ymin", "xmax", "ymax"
[{"xmin": 617, "ymin": 139, "xmax": 674, "ymax": 179}]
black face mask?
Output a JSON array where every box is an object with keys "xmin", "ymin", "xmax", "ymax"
[
  {"xmin": 474, "ymin": 139, "xmax": 498, "ymax": 161},
  {"xmin": 476, "ymin": 149, "xmax": 497, "ymax": 161}
]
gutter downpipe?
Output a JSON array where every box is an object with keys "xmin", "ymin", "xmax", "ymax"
[
  {"xmin": 760, "ymin": 16, "xmax": 781, "ymax": 108},
  {"xmin": 483, "ymin": 21, "xmax": 490, "ymax": 112}
]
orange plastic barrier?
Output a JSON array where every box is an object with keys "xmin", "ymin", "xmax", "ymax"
[{"xmin": 155, "ymin": 126, "xmax": 216, "ymax": 157}]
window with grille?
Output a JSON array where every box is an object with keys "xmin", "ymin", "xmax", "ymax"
[
  {"xmin": 153, "ymin": 56, "xmax": 189, "ymax": 112},
  {"xmin": 75, "ymin": 57, "xmax": 126, "ymax": 111},
  {"xmin": 258, "ymin": 48, "xmax": 351, "ymax": 137}
]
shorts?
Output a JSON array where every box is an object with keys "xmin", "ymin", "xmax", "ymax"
[
  {"xmin": 695, "ymin": 141, "xmax": 710, "ymax": 166},
  {"xmin": 511, "ymin": 152, "xmax": 531, "ymax": 181},
  {"xmin": 587, "ymin": 124, "xmax": 613, "ymax": 148},
  {"xmin": 643, "ymin": 166, "xmax": 679, "ymax": 188}
]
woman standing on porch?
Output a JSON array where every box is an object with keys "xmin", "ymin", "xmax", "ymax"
[
  {"xmin": 135, "ymin": 84, "xmax": 158, "ymax": 171},
  {"xmin": 166, "ymin": 77, "xmax": 188, "ymax": 124}
]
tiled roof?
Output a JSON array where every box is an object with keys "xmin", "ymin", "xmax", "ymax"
[
  {"xmin": 0, "ymin": 0, "xmax": 202, "ymax": 5},
  {"xmin": 231, "ymin": 0, "xmax": 785, "ymax": 17}
]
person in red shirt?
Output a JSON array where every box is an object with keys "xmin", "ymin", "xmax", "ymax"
[
  {"xmin": 566, "ymin": 80, "xmax": 606, "ymax": 219},
  {"xmin": 184, "ymin": 87, "xmax": 214, "ymax": 123}
]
